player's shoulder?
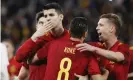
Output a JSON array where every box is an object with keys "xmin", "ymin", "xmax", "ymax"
[
  {"xmin": 117, "ymin": 41, "xmax": 129, "ymax": 51},
  {"xmin": 88, "ymin": 42, "xmax": 104, "ymax": 48},
  {"xmin": 118, "ymin": 41, "xmax": 129, "ymax": 48}
]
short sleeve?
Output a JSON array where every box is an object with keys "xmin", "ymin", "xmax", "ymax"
[
  {"xmin": 88, "ymin": 55, "xmax": 101, "ymax": 75},
  {"xmin": 118, "ymin": 44, "xmax": 130, "ymax": 64}
]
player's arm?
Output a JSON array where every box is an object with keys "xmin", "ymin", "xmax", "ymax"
[
  {"xmin": 15, "ymin": 21, "xmax": 54, "ymax": 62},
  {"xmin": 128, "ymin": 72, "xmax": 133, "ymax": 78},
  {"xmin": 74, "ymin": 56, "xmax": 109, "ymax": 80},
  {"xmin": 15, "ymin": 39, "xmax": 40, "ymax": 62},
  {"xmin": 29, "ymin": 42, "xmax": 50, "ymax": 64},
  {"xmin": 88, "ymin": 55, "xmax": 109, "ymax": 80},
  {"xmin": 18, "ymin": 66, "xmax": 29, "ymax": 80},
  {"xmin": 74, "ymin": 74, "xmax": 88, "ymax": 80},
  {"xmin": 91, "ymin": 72, "xmax": 109, "ymax": 80},
  {"xmin": 76, "ymin": 43, "xmax": 128, "ymax": 62}
]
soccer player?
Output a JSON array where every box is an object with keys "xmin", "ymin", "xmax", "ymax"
[
  {"xmin": 32, "ymin": 17, "xmax": 109, "ymax": 80},
  {"xmin": 15, "ymin": 3, "xmax": 69, "ymax": 80},
  {"xmin": 128, "ymin": 46, "xmax": 133, "ymax": 80},
  {"xmin": 76, "ymin": 13, "xmax": 130, "ymax": 80},
  {"xmin": 17, "ymin": 11, "xmax": 45, "ymax": 80}
]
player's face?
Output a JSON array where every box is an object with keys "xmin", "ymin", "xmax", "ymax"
[
  {"xmin": 43, "ymin": 9, "xmax": 62, "ymax": 28},
  {"xmin": 2, "ymin": 41, "xmax": 14, "ymax": 59},
  {"xmin": 96, "ymin": 18, "xmax": 111, "ymax": 41},
  {"xmin": 36, "ymin": 17, "xmax": 45, "ymax": 30}
]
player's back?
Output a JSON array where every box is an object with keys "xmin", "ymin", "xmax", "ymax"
[{"xmin": 44, "ymin": 39, "xmax": 90, "ymax": 80}]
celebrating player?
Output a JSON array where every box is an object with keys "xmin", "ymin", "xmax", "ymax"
[
  {"xmin": 32, "ymin": 17, "xmax": 109, "ymax": 80},
  {"xmin": 17, "ymin": 11, "xmax": 45, "ymax": 80},
  {"xmin": 76, "ymin": 13, "xmax": 130, "ymax": 80},
  {"xmin": 16, "ymin": 3, "xmax": 69, "ymax": 80}
]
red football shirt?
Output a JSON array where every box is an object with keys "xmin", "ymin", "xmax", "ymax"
[
  {"xmin": 15, "ymin": 29, "xmax": 69, "ymax": 80},
  {"xmin": 99, "ymin": 41, "xmax": 130, "ymax": 80},
  {"xmin": 8, "ymin": 56, "xmax": 22, "ymax": 76},
  {"xmin": 37, "ymin": 39, "xmax": 101, "ymax": 80},
  {"xmin": 88, "ymin": 42, "xmax": 104, "ymax": 75},
  {"xmin": 129, "ymin": 46, "xmax": 133, "ymax": 73},
  {"xmin": 128, "ymin": 46, "xmax": 133, "ymax": 80}
]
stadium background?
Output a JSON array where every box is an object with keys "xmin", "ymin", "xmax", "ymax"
[{"xmin": 1, "ymin": 0, "xmax": 133, "ymax": 54}]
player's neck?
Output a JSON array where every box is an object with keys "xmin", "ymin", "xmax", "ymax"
[
  {"xmin": 105, "ymin": 36, "xmax": 118, "ymax": 49},
  {"xmin": 70, "ymin": 37, "xmax": 83, "ymax": 43},
  {"xmin": 51, "ymin": 24, "xmax": 64, "ymax": 37}
]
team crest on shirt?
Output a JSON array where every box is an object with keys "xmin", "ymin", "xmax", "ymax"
[{"xmin": 44, "ymin": 32, "xmax": 49, "ymax": 36}]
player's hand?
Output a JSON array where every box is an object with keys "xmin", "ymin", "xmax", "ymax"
[
  {"xmin": 74, "ymin": 73, "xmax": 88, "ymax": 80},
  {"xmin": 102, "ymin": 68, "xmax": 109, "ymax": 80},
  {"xmin": 76, "ymin": 43, "xmax": 96, "ymax": 52},
  {"xmin": 50, "ymin": 19, "xmax": 59, "ymax": 28},
  {"xmin": 31, "ymin": 21, "xmax": 54, "ymax": 42}
]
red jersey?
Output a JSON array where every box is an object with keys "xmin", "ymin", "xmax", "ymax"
[
  {"xmin": 8, "ymin": 56, "xmax": 22, "ymax": 76},
  {"xmin": 129, "ymin": 46, "xmax": 133, "ymax": 73},
  {"xmin": 37, "ymin": 39, "xmax": 101, "ymax": 80},
  {"xmin": 15, "ymin": 29, "xmax": 69, "ymax": 80},
  {"xmin": 128, "ymin": 46, "xmax": 133, "ymax": 80},
  {"xmin": 88, "ymin": 42, "xmax": 105, "ymax": 75},
  {"xmin": 99, "ymin": 41, "xmax": 130, "ymax": 80}
]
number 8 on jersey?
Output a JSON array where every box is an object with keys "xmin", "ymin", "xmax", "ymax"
[{"xmin": 57, "ymin": 57, "xmax": 72, "ymax": 80}]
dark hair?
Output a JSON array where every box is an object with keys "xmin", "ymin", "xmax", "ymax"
[
  {"xmin": 36, "ymin": 11, "xmax": 44, "ymax": 23},
  {"xmin": 70, "ymin": 17, "xmax": 88, "ymax": 39},
  {"xmin": 43, "ymin": 2, "xmax": 63, "ymax": 14},
  {"xmin": 100, "ymin": 13, "xmax": 122, "ymax": 36}
]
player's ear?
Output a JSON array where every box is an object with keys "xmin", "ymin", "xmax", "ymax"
[
  {"xmin": 84, "ymin": 32, "xmax": 88, "ymax": 38},
  {"xmin": 83, "ymin": 32, "xmax": 88, "ymax": 38},
  {"xmin": 109, "ymin": 25, "xmax": 115, "ymax": 33},
  {"xmin": 59, "ymin": 14, "xmax": 64, "ymax": 21}
]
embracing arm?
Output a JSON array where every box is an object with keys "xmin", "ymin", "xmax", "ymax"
[{"xmin": 76, "ymin": 43, "xmax": 128, "ymax": 62}]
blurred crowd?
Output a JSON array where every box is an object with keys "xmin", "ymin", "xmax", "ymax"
[{"xmin": 1, "ymin": 0, "xmax": 133, "ymax": 54}]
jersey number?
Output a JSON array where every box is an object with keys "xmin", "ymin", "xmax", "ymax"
[{"xmin": 57, "ymin": 57, "xmax": 72, "ymax": 80}]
